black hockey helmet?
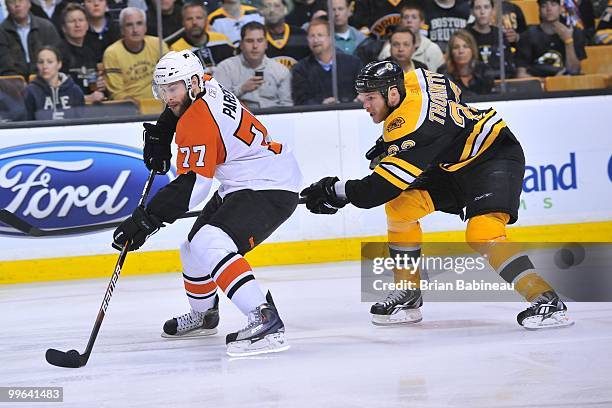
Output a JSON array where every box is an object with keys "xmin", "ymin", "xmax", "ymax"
[{"xmin": 355, "ymin": 60, "xmax": 405, "ymax": 102}]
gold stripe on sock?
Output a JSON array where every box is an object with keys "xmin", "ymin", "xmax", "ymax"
[{"xmin": 515, "ymin": 273, "xmax": 554, "ymax": 302}]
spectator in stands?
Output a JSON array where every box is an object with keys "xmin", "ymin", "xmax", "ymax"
[
  {"xmin": 24, "ymin": 46, "xmax": 84, "ymax": 119},
  {"xmin": 439, "ymin": 30, "xmax": 493, "ymax": 95},
  {"xmin": 388, "ymin": 27, "xmax": 427, "ymax": 73},
  {"xmin": 204, "ymin": 0, "xmax": 222, "ymax": 13},
  {"xmin": 103, "ymin": 7, "xmax": 168, "ymax": 100},
  {"xmin": 1, "ymin": 0, "xmax": 7, "ymax": 23},
  {"xmin": 83, "ymin": 0, "xmax": 120, "ymax": 63},
  {"xmin": 259, "ymin": 0, "xmax": 309, "ymax": 69},
  {"xmin": 170, "ymin": 2, "xmax": 234, "ymax": 73},
  {"xmin": 501, "ymin": 0, "xmax": 527, "ymax": 45},
  {"xmin": 350, "ymin": 0, "xmax": 411, "ymax": 33},
  {"xmin": 59, "ymin": 3, "xmax": 106, "ymax": 103},
  {"xmin": 106, "ymin": 0, "xmax": 147, "ymax": 24},
  {"xmin": 593, "ymin": 0, "xmax": 611, "ymax": 44},
  {"xmin": 213, "ymin": 21, "xmax": 292, "ymax": 109},
  {"xmin": 0, "ymin": 0, "xmax": 61, "ymax": 77},
  {"xmin": 285, "ymin": 0, "xmax": 326, "ymax": 28},
  {"xmin": 353, "ymin": 24, "xmax": 394, "ymax": 65},
  {"xmin": 467, "ymin": 0, "xmax": 516, "ymax": 78},
  {"xmin": 516, "ymin": 0, "xmax": 586, "ymax": 77},
  {"xmin": 292, "ymin": 18, "xmax": 362, "ymax": 105},
  {"xmin": 29, "ymin": 0, "xmax": 69, "ymax": 31},
  {"xmin": 425, "ymin": 0, "xmax": 471, "ymax": 52},
  {"xmin": 330, "ymin": 0, "xmax": 364, "ymax": 54},
  {"xmin": 357, "ymin": 3, "xmax": 445, "ymax": 70},
  {"xmin": 398, "ymin": 3, "xmax": 445, "ymax": 71},
  {"xmin": 0, "ymin": 77, "xmax": 27, "ymax": 121},
  {"xmin": 562, "ymin": 0, "xmax": 595, "ymax": 41},
  {"xmin": 207, "ymin": 0, "xmax": 263, "ymax": 46},
  {"xmin": 146, "ymin": 0, "xmax": 183, "ymax": 43}
]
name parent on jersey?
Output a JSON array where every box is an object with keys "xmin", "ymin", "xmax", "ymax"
[{"xmin": 112, "ymin": 50, "xmax": 302, "ymax": 357}]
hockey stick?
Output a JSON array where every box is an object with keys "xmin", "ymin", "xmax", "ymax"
[
  {"xmin": 45, "ymin": 171, "xmax": 157, "ymax": 368},
  {"xmin": 2, "ymin": 197, "xmax": 309, "ymax": 237},
  {"xmin": 0, "ymin": 209, "xmax": 201, "ymax": 237}
]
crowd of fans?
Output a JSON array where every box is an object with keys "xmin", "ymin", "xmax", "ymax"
[{"xmin": 0, "ymin": 0, "xmax": 610, "ymax": 121}]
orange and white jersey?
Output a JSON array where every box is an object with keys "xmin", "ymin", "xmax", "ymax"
[{"xmin": 174, "ymin": 77, "xmax": 302, "ymax": 208}]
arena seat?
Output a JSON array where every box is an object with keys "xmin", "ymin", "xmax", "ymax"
[
  {"xmin": 581, "ymin": 45, "xmax": 612, "ymax": 75},
  {"xmin": 544, "ymin": 74, "xmax": 608, "ymax": 91},
  {"xmin": 138, "ymin": 98, "xmax": 164, "ymax": 115},
  {"xmin": 78, "ymin": 100, "xmax": 140, "ymax": 118},
  {"xmin": 494, "ymin": 77, "xmax": 544, "ymax": 93},
  {"xmin": 511, "ymin": 0, "xmax": 540, "ymax": 26},
  {"xmin": 0, "ymin": 75, "xmax": 27, "ymax": 92}
]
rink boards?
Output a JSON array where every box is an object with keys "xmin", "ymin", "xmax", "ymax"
[{"xmin": 0, "ymin": 95, "xmax": 611, "ymax": 283}]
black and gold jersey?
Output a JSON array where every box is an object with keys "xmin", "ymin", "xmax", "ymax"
[
  {"xmin": 264, "ymin": 24, "xmax": 310, "ymax": 70},
  {"xmin": 345, "ymin": 68, "xmax": 512, "ymax": 209}
]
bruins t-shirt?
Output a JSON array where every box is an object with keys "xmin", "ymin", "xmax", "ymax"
[
  {"xmin": 424, "ymin": 0, "xmax": 471, "ymax": 52},
  {"xmin": 515, "ymin": 25, "xmax": 586, "ymax": 76},
  {"xmin": 466, "ymin": 25, "xmax": 516, "ymax": 78}
]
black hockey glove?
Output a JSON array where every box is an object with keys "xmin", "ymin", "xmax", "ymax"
[
  {"xmin": 143, "ymin": 122, "xmax": 172, "ymax": 175},
  {"xmin": 112, "ymin": 206, "xmax": 164, "ymax": 251},
  {"xmin": 365, "ymin": 135, "xmax": 386, "ymax": 170},
  {"xmin": 299, "ymin": 176, "xmax": 348, "ymax": 215}
]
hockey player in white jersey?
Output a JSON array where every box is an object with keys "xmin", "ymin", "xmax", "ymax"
[{"xmin": 112, "ymin": 50, "xmax": 302, "ymax": 356}]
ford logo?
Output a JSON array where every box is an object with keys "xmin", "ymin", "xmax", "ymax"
[{"xmin": 0, "ymin": 141, "xmax": 173, "ymax": 236}]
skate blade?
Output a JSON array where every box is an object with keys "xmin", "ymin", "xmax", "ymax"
[
  {"xmin": 371, "ymin": 309, "xmax": 423, "ymax": 326},
  {"xmin": 161, "ymin": 327, "xmax": 218, "ymax": 339},
  {"xmin": 226, "ymin": 332, "xmax": 290, "ymax": 357},
  {"xmin": 521, "ymin": 311, "xmax": 575, "ymax": 331}
]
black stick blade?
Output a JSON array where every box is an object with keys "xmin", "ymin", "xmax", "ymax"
[{"xmin": 45, "ymin": 348, "xmax": 84, "ymax": 368}]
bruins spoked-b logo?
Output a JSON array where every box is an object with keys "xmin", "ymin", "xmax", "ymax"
[
  {"xmin": 387, "ymin": 144, "xmax": 400, "ymax": 156},
  {"xmin": 401, "ymin": 140, "xmax": 416, "ymax": 150},
  {"xmin": 386, "ymin": 117, "xmax": 405, "ymax": 132}
]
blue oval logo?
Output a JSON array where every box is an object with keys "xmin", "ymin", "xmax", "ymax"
[{"xmin": 0, "ymin": 141, "xmax": 174, "ymax": 236}]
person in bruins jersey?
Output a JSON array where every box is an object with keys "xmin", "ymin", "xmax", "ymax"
[{"xmin": 300, "ymin": 60, "xmax": 573, "ymax": 330}]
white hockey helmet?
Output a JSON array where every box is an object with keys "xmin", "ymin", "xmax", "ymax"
[{"xmin": 152, "ymin": 50, "xmax": 205, "ymax": 102}]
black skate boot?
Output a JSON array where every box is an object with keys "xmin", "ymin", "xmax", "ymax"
[
  {"xmin": 225, "ymin": 291, "xmax": 289, "ymax": 357},
  {"xmin": 517, "ymin": 291, "xmax": 573, "ymax": 330},
  {"xmin": 162, "ymin": 295, "xmax": 219, "ymax": 338},
  {"xmin": 370, "ymin": 288, "xmax": 423, "ymax": 326}
]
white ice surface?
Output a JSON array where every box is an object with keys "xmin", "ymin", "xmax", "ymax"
[{"xmin": 1, "ymin": 261, "xmax": 611, "ymax": 407}]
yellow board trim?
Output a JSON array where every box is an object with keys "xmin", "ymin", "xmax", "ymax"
[{"xmin": 1, "ymin": 221, "xmax": 610, "ymax": 285}]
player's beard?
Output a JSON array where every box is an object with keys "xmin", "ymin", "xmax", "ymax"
[{"xmin": 170, "ymin": 94, "xmax": 193, "ymax": 117}]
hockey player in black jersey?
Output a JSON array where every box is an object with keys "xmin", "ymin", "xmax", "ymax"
[{"xmin": 300, "ymin": 61, "xmax": 572, "ymax": 330}]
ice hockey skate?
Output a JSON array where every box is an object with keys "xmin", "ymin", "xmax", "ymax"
[
  {"xmin": 370, "ymin": 288, "xmax": 423, "ymax": 326},
  {"xmin": 162, "ymin": 295, "xmax": 219, "ymax": 338},
  {"xmin": 226, "ymin": 292, "xmax": 289, "ymax": 357},
  {"xmin": 517, "ymin": 291, "xmax": 574, "ymax": 330}
]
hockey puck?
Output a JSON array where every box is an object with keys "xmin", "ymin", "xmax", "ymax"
[{"xmin": 553, "ymin": 243, "xmax": 586, "ymax": 269}]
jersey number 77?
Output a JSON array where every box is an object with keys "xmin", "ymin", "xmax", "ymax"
[{"xmin": 234, "ymin": 109, "xmax": 282, "ymax": 155}]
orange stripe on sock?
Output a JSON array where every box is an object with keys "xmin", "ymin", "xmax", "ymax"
[
  {"xmin": 216, "ymin": 257, "xmax": 252, "ymax": 292},
  {"xmin": 184, "ymin": 280, "xmax": 217, "ymax": 295}
]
